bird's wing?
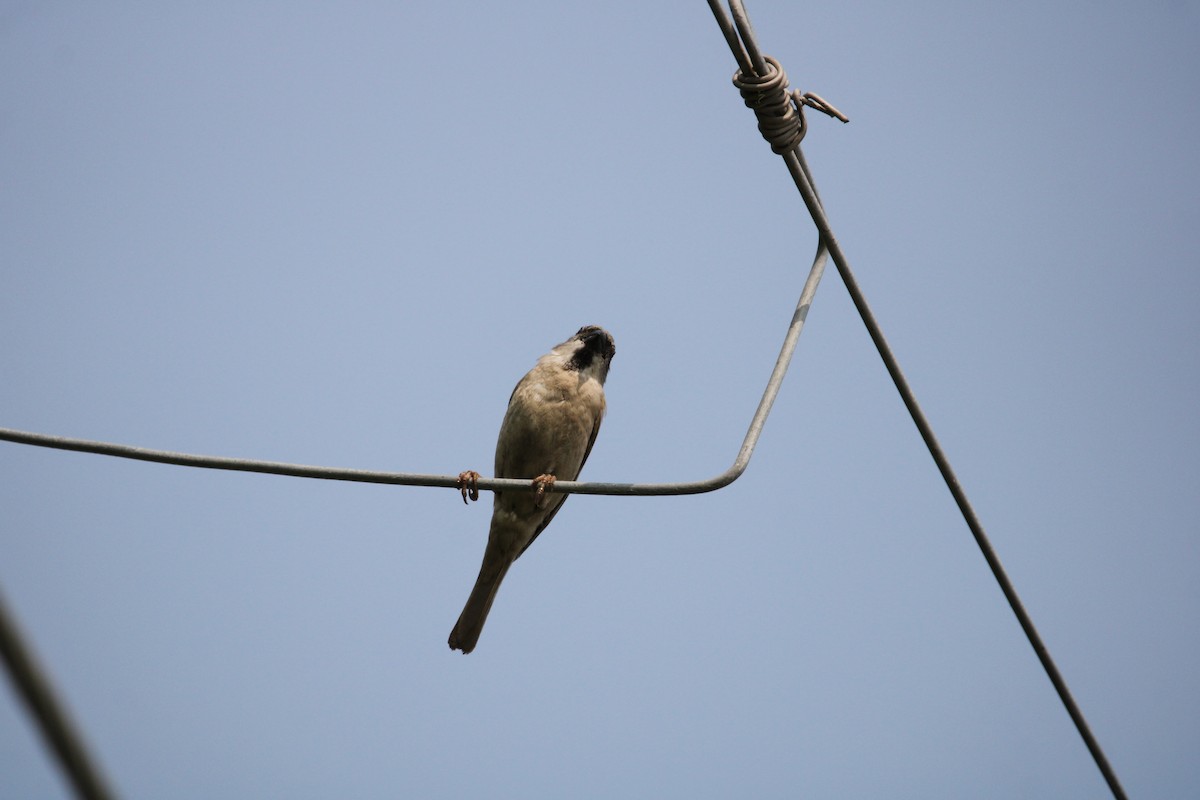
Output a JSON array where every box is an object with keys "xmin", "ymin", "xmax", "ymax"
[{"xmin": 577, "ymin": 411, "xmax": 602, "ymax": 476}]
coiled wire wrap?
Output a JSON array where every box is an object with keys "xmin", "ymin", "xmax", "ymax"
[{"xmin": 732, "ymin": 55, "xmax": 807, "ymax": 153}]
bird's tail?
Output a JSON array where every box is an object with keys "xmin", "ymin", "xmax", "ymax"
[{"xmin": 448, "ymin": 557, "xmax": 512, "ymax": 654}]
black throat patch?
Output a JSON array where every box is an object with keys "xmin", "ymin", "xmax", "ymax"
[{"xmin": 567, "ymin": 326, "xmax": 615, "ymax": 373}]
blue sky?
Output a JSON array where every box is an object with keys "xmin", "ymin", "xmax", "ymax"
[{"xmin": 2, "ymin": 3, "xmax": 1197, "ymax": 797}]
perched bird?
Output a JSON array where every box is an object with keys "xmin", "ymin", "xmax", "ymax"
[{"xmin": 449, "ymin": 325, "xmax": 616, "ymax": 654}]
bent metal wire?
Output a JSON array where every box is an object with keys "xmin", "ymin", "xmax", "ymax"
[{"xmin": 0, "ymin": 233, "xmax": 823, "ymax": 499}]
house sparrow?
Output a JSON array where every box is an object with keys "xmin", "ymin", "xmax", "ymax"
[{"xmin": 449, "ymin": 325, "xmax": 616, "ymax": 654}]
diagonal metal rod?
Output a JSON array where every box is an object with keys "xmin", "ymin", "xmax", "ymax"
[
  {"xmin": 792, "ymin": 138, "xmax": 1129, "ymax": 800},
  {"xmin": 707, "ymin": 2, "xmax": 1128, "ymax": 798},
  {"xmin": 788, "ymin": 134, "xmax": 1129, "ymax": 800},
  {"xmin": 0, "ymin": 588, "xmax": 118, "ymax": 800}
]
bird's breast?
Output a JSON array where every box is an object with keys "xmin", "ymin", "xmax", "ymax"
[{"xmin": 495, "ymin": 375, "xmax": 604, "ymax": 480}]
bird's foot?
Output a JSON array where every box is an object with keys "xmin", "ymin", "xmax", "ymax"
[
  {"xmin": 531, "ymin": 474, "xmax": 556, "ymax": 508},
  {"xmin": 456, "ymin": 471, "xmax": 481, "ymax": 504}
]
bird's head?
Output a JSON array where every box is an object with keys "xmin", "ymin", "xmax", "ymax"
[{"xmin": 562, "ymin": 325, "xmax": 615, "ymax": 384}]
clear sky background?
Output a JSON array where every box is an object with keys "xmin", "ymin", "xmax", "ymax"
[{"xmin": 2, "ymin": 3, "xmax": 1197, "ymax": 798}]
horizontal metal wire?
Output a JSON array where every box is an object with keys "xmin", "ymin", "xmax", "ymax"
[{"xmin": 0, "ymin": 240, "xmax": 826, "ymax": 498}]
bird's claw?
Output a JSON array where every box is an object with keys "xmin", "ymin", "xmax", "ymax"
[
  {"xmin": 457, "ymin": 471, "xmax": 481, "ymax": 504},
  {"xmin": 532, "ymin": 473, "xmax": 556, "ymax": 508}
]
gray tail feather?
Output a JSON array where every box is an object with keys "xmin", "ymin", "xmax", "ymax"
[{"xmin": 448, "ymin": 559, "xmax": 511, "ymax": 654}]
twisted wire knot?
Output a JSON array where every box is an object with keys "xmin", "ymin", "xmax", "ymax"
[{"xmin": 731, "ymin": 55, "xmax": 805, "ymax": 154}]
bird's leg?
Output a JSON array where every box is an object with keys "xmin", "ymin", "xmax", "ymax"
[
  {"xmin": 456, "ymin": 470, "xmax": 481, "ymax": 504},
  {"xmin": 531, "ymin": 474, "xmax": 556, "ymax": 508}
]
